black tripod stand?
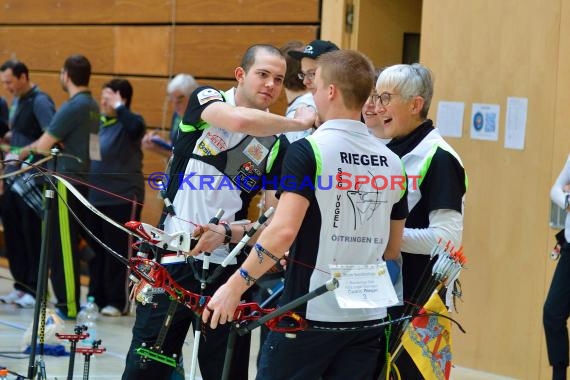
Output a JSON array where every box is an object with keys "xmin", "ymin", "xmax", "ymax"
[{"xmin": 27, "ymin": 148, "xmax": 59, "ymax": 380}]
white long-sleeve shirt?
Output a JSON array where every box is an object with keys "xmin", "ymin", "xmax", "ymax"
[{"xmin": 551, "ymin": 155, "xmax": 570, "ymax": 241}]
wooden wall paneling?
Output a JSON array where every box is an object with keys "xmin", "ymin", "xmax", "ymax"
[
  {"xmin": 114, "ymin": 26, "xmax": 172, "ymax": 76},
  {"xmin": 172, "ymin": 25, "xmax": 318, "ymax": 78},
  {"xmin": 0, "ymin": 12, "xmax": 322, "ymax": 79},
  {"xmin": 0, "ymin": 26, "xmax": 115, "ymax": 73},
  {"xmin": 15, "ymin": 73, "xmax": 169, "ymax": 128},
  {"xmin": 0, "ymin": 1, "xmax": 321, "ymax": 25},
  {"xmin": 355, "ymin": 0, "xmax": 422, "ymax": 68},
  {"xmin": 0, "ymin": 0, "xmax": 172, "ymax": 24},
  {"xmin": 421, "ymin": 0, "xmax": 560, "ymax": 378},
  {"xmin": 0, "ymin": 26, "xmax": 173, "ymax": 76},
  {"xmin": 125, "ymin": 76, "xmax": 171, "ymax": 128},
  {"xmin": 320, "ymin": 0, "xmax": 350, "ymax": 48},
  {"xmin": 175, "ymin": 0, "xmax": 320, "ymax": 23},
  {"xmin": 7, "ymin": 74, "xmax": 238, "ymax": 127}
]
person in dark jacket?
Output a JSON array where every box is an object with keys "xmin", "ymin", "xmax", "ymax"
[
  {"xmin": 0, "ymin": 60, "xmax": 56, "ymax": 308},
  {"xmin": 87, "ymin": 78, "xmax": 146, "ymax": 316}
]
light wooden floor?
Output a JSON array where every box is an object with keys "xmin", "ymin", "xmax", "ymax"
[{"xmin": 0, "ymin": 266, "xmax": 516, "ymax": 379}]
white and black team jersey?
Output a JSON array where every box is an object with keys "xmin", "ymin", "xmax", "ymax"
[
  {"xmin": 163, "ymin": 86, "xmax": 288, "ymax": 264},
  {"xmin": 386, "ymin": 120, "xmax": 467, "ymax": 303},
  {"xmin": 278, "ymin": 120, "xmax": 408, "ymax": 323}
]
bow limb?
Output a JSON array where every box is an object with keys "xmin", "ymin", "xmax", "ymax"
[
  {"xmin": 53, "ymin": 174, "xmax": 136, "ymax": 236},
  {"xmin": 54, "ymin": 175, "xmax": 194, "ymax": 252},
  {"xmin": 0, "ymin": 155, "xmax": 53, "ymax": 180}
]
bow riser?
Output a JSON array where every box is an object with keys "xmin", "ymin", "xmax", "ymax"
[{"xmin": 128, "ymin": 257, "xmax": 307, "ymax": 332}]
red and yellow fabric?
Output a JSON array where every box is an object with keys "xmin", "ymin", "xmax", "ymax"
[{"xmin": 401, "ymin": 292, "xmax": 452, "ymax": 380}]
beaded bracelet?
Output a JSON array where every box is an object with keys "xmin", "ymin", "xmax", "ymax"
[
  {"xmin": 254, "ymin": 243, "xmax": 280, "ymax": 264},
  {"xmin": 238, "ymin": 267, "xmax": 258, "ymax": 286}
]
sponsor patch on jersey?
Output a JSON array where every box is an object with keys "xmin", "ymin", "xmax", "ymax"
[
  {"xmin": 243, "ymin": 138, "xmax": 269, "ymax": 166},
  {"xmin": 205, "ymin": 131, "xmax": 227, "ymax": 152},
  {"xmin": 197, "ymin": 88, "xmax": 223, "ymax": 105},
  {"xmin": 238, "ymin": 161, "xmax": 262, "ymax": 177},
  {"xmin": 236, "ymin": 161, "xmax": 263, "ymax": 193},
  {"xmin": 196, "ymin": 139, "xmax": 216, "ymax": 156}
]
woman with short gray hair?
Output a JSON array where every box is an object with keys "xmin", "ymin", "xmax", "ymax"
[{"xmin": 376, "ymin": 63, "xmax": 468, "ymax": 378}]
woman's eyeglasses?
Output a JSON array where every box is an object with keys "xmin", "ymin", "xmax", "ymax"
[
  {"xmin": 297, "ymin": 70, "xmax": 316, "ymax": 81},
  {"xmin": 373, "ymin": 92, "xmax": 400, "ymax": 106}
]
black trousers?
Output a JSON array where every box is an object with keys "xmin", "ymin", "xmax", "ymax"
[
  {"xmin": 544, "ymin": 241, "xmax": 570, "ymax": 368},
  {"xmin": 257, "ymin": 326, "xmax": 384, "ymax": 380},
  {"xmin": 0, "ymin": 186, "xmax": 42, "ymax": 296},
  {"xmin": 122, "ymin": 260, "xmax": 252, "ymax": 380},
  {"xmin": 49, "ymin": 182, "xmax": 87, "ymax": 318},
  {"xmin": 86, "ymin": 202, "xmax": 141, "ymax": 312}
]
